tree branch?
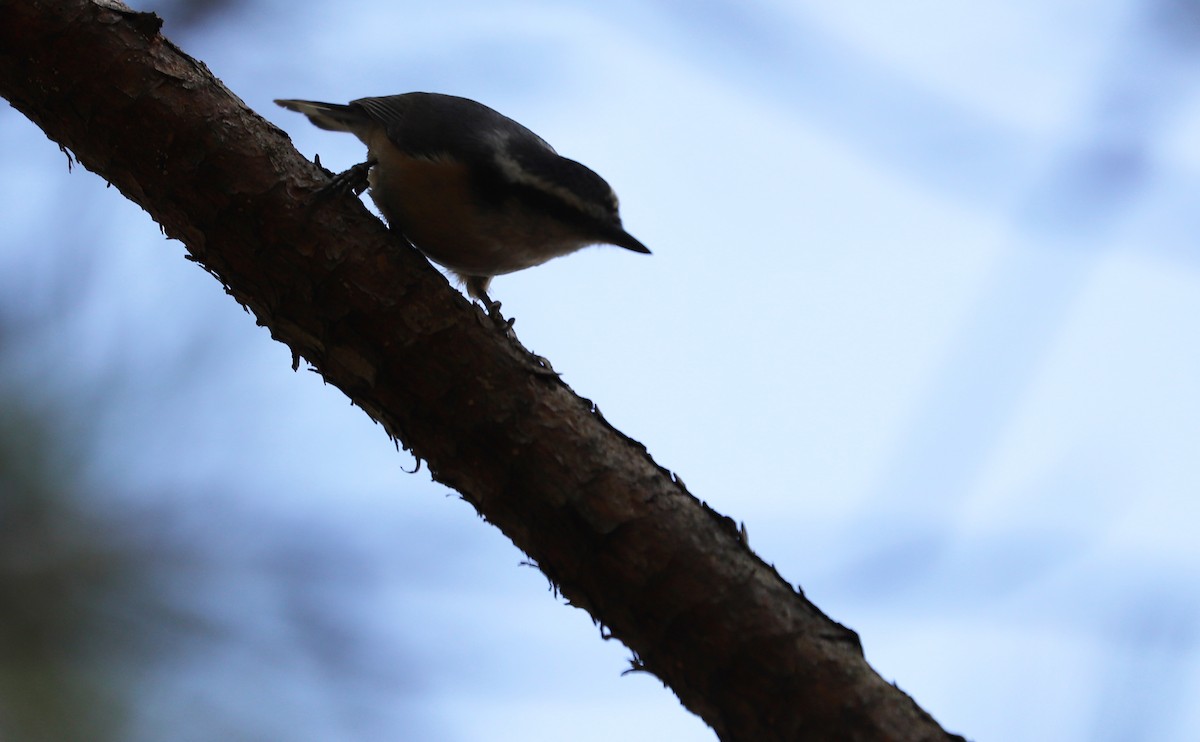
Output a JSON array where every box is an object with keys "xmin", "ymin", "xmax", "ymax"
[{"xmin": 0, "ymin": 1, "xmax": 965, "ymax": 739}]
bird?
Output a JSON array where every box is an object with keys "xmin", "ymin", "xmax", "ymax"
[{"xmin": 274, "ymin": 93, "xmax": 649, "ymax": 312}]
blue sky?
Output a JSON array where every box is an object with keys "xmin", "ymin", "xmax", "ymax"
[{"xmin": 3, "ymin": 1, "xmax": 1199, "ymax": 739}]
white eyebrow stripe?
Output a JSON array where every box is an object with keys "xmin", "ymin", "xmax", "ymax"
[{"xmin": 490, "ymin": 134, "xmax": 616, "ymax": 223}]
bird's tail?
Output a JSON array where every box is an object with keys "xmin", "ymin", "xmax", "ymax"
[{"xmin": 274, "ymin": 99, "xmax": 370, "ymax": 133}]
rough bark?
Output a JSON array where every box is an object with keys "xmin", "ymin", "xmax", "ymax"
[{"xmin": 0, "ymin": 2, "xmax": 967, "ymax": 739}]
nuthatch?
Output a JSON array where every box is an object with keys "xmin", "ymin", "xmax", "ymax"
[{"xmin": 274, "ymin": 93, "xmax": 649, "ymax": 308}]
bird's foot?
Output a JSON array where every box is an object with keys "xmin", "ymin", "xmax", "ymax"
[
  {"xmin": 317, "ymin": 158, "xmax": 375, "ymax": 199},
  {"xmin": 484, "ymin": 298, "xmax": 513, "ymax": 329},
  {"xmin": 475, "ymin": 294, "xmax": 559, "ymax": 378}
]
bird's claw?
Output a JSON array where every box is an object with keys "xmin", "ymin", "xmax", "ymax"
[
  {"xmin": 485, "ymin": 298, "xmax": 508, "ymax": 325},
  {"xmin": 474, "ymin": 294, "xmax": 559, "ymax": 377},
  {"xmin": 317, "ymin": 158, "xmax": 375, "ymax": 200}
]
